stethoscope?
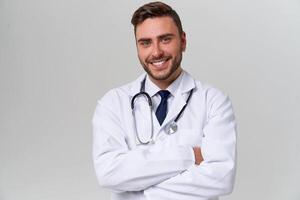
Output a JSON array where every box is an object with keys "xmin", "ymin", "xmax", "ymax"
[{"xmin": 131, "ymin": 77, "xmax": 193, "ymax": 145}]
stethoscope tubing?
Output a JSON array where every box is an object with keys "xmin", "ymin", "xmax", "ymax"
[
  {"xmin": 131, "ymin": 76, "xmax": 193, "ymax": 145},
  {"xmin": 131, "ymin": 91, "xmax": 154, "ymax": 145}
]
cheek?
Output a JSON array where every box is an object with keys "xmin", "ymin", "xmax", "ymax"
[
  {"xmin": 137, "ymin": 49, "xmax": 150, "ymax": 61},
  {"xmin": 173, "ymin": 42, "xmax": 183, "ymax": 52},
  {"xmin": 163, "ymin": 43, "xmax": 181, "ymax": 55}
]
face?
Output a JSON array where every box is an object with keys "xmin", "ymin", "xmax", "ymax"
[{"xmin": 135, "ymin": 16, "xmax": 186, "ymax": 86}]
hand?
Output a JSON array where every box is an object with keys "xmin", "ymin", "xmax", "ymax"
[{"xmin": 193, "ymin": 147, "xmax": 203, "ymax": 165}]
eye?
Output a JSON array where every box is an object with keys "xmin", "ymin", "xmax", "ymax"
[
  {"xmin": 139, "ymin": 40, "xmax": 151, "ymax": 47},
  {"xmin": 161, "ymin": 37, "xmax": 171, "ymax": 44}
]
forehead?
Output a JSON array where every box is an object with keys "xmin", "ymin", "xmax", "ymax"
[{"xmin": 135, "ymin": 16, "xmax": 179, "ymax": 39}]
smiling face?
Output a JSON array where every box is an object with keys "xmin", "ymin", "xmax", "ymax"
[{"xmin": 135, "ymin": 16, "xmax": 186, "ymax": 89}]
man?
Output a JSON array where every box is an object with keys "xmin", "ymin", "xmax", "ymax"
[{"xmin": 93, "ymin": 2, "xmax": 237, "ymax": 200}]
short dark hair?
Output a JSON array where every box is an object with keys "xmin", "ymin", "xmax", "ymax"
[{"xmin": 131, "ymin": 1, "xmax": 183, "ymax": 35}]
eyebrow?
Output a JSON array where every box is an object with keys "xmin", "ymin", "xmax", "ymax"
[{"xmin": 137, "ymin": 33, "xmax": 175, "ymax": 43}]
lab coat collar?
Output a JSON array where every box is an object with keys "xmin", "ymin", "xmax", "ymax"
[
  {"xmin": 176, "ymin": 70, "xmax": 196, "ymax": 94},
  {"xmin": 129, "ymin": 73, "xmax": 146, "ymax": 97},
  {"xmin": 144, "ymin": 76, "xmax": 160, "ymax": 97},
  {"xmin": 129, "ymin": 70, "xmax": 195, "ymax": 97}
]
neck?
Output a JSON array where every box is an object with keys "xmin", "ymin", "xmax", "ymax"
[{"xmin": 150, "ymin": 67, "xmax": 182, "ymax": 90}]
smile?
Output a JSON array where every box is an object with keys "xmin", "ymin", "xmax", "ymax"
[
  {"xmin": 149, "ymin": 58, "xmax": 170, "ymax": 68},
  {"xmin": 152, "ymin": 60, "xmax": 165, "ymax": 66}
]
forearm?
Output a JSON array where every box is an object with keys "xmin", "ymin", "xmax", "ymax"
[
  {"xmin": 145, "ymin": 144, "xmax": 236, "ymax": 199},
  {"xmin": 93, "ymin": 142, "xmax": 194, "ymax": 192},
  {"xmin": 145, "ymin": 92, "xmax": 237, "ymax": 199}
]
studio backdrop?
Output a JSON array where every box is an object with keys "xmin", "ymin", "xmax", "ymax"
[{"xmin": 1, "ymin": 0, "xmax": 299, "ymax": 200}]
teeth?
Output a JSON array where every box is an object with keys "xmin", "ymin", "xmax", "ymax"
[{"xmin": 152, "ymin": 60, "xmax": 165, "ymax": 66}]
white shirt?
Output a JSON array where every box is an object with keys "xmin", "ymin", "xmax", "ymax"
[{"xmin": 92, "ymin": 70, "xmax": 237, "ymax": 200}]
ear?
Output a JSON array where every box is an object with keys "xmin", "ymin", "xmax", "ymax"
[{"xmin": 181, "ymin": 31, "xmax": 187, "ymax": 52}]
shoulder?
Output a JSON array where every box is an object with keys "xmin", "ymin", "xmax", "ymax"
[
  {"xmin": 196, "ymin": 81, "xmax": 228, "ymax": 100},
  {"xmin": 97, "ymin": 83, "xmax": 131, "ymax": 107},
  {"xmin": 191, "ymin": 76, "xmax": 233, "ymax": 116},
  {"xmin": 93, "ymin": 82, "xmax": 134, "ymax": 122},
  {"xmin": 96, "ymin": 74, "xmax": 144, "ymax": 107},
  {"xmin": 184, "ymin": 71, "xmax": 227, "ymax": 101}
]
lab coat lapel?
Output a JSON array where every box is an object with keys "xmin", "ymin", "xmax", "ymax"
[
  {"xmin": 161, "ymin": 71, "xmax": 196, "ymax": 130},
  {"xmin": 163, "ymin": 93, "xmax": 186, "ymax": 127}
]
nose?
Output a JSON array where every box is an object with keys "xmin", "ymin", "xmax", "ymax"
[{"xmin": 151, "ymin": 42, "xmax": 164, "ymax": 58}]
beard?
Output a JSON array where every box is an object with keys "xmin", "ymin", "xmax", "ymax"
[{"xmin": 138, "ymin": 51, "xmax": 183, "ymax": 81}]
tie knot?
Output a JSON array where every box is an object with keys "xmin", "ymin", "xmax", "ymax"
[{"xmin": 157, "ymin": 90, "xmax": 170, "ymax": 99}]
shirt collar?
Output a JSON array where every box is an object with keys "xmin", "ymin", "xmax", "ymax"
[{"xmin": 144, "ymin": 71, "xmax": 184, "ymax": 97}]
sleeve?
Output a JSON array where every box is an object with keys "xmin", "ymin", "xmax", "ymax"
[
  {"xmin": 144, "ymin": 89, "xmax": 237, "ymax": 199},
  {"xmin": 92, "ymin": 91, "xmax": 195, "ymax": 192}
]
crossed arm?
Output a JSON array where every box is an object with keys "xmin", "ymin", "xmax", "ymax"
[{"xmin": 92, "ymin": 90, "xmax": 236, "ymax": 198}]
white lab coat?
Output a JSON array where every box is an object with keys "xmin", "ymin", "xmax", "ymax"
[{"xmin": 93, "ymin": 71, "xmax": 237, "ymax": 200}]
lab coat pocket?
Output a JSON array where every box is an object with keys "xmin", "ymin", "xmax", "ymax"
[{"xmin": 178, "ymin": 129, "xmax": 203, "ymax": 147}]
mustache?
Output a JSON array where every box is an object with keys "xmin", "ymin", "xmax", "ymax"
[{"xmin": 146, "ymin": 55, "xmax": 172, "ymax": 63}]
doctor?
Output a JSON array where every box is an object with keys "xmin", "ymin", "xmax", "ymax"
[{"xmin": 93, "ymin": 2, "xmax": 237, "ymax": 200}]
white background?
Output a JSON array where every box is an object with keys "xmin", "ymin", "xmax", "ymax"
[{"xmin": 1, "ymin": 0, "xmax": 300, "ymax": 199}]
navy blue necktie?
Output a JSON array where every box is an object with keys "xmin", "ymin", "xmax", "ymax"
[{"xmin": 156, "ymin": 90, "xmax": 170, "ymax": 125}]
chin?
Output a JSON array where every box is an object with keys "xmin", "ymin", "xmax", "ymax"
[{"xmin": 150, "ymin": 70, "xmax": 172, "ymax": 80}]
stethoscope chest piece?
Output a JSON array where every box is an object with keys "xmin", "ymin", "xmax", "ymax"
[{"xmin": 167, "ymin": 121, "xmax": 178, "ymax": 135}]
